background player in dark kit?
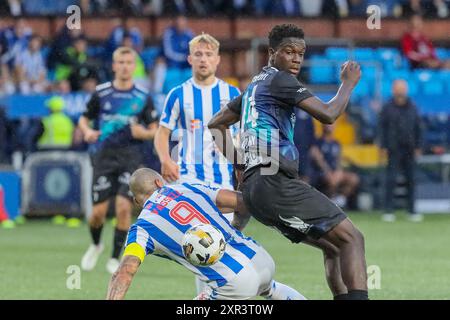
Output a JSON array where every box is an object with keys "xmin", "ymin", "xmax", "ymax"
[
  {"xmin": 78, "ymin": 46, "xmax": 158, "ymax": 274},
  {"xmin": 209, "ymin": 24, "xmax": 368, "ymax": 300}
]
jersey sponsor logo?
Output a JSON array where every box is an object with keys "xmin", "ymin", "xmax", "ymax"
[{"xmin": 278, "ymin": 215, "xmax": 311, "ymax": 233}]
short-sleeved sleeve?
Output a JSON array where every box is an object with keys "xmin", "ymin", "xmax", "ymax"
[
  {"xmin": 269, "ymin": 71, "xmax": 313, "ymax": 106},
  {"xmin": 82, "ymin": 92, "xmax": 101, "ymax": 120},
  {"xmin": 138, "ymin": 96, "xmax": 159, "ymax": 125},
  {"xmin": 190, "ymin": 183, "xmax": 221, "ymax": 204},
  {"xmin": 123, "ymin": 222, "xmax": 155, "ymax": 262},
  {"xmin": 159, "ymin": 88, "xmax": 180, "ymax": 130}
]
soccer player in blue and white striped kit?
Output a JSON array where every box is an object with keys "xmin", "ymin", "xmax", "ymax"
[
  {"xmin": 154, "ymin": 33, "xmax": 240, "ymax": 197},
  {"xmin": 106, "ymin": 168, "xmax": 306, "ymax": 300}
]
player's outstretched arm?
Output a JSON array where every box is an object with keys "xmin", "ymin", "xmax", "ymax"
[
  {"xmin": 106, "ymin": 255, "xmax": 141, "ymax": 300},
  {"xmin": 216, "ymin": 189, "xmax": 251, "ymax": 231},
  {"xmin": 208, "ymin": 96, "xmax": 242, "ymax": 165},
  {"xmin": 298, "ymin": 61, "xmax": 361, "ymax": 124}
]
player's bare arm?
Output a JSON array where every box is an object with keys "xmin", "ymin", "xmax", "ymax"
[
  {"xmin": 216, "ymin": 189, "xmax": 251, "ymax": 231},
  {"xmin": 106, "ymin": 255, "xmax": 141, "ymax": 300},
  {"xmin": 78, "ymin": 115, "xmax": 101, "ymax": 143},
  {"xmin": 131, "ymin": 122, "xmax": 158, "ymax": 140},
  {"xmin": 297, "ymin": 61, "xmax": 361, "ymax": 124},
  {"xmin": 154, "ymin": 126, "xmax": 180, "ymax": 182},
  {"xmin": 208, "ymin": 97, "xmax": 242, "ymax": 165}
]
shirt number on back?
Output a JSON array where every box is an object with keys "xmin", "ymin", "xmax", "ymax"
[{"xmin": 169, "ymin": 201, "xmax": 210, "ymax": 225}]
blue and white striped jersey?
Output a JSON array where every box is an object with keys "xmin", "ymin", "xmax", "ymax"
[
  {"xmin": 159, "ymin": 78, "xmax": 240, "ymax": 189},
  {"xmin": 126, "ymin": 183, "xmax": 260, "ymax": 287}
]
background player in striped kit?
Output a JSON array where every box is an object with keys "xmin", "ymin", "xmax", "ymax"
[
  {"xmin": 106, "ymin": 168, "xmax": 306, "ymax": 300},
  {"xmin": 78, "ymin": 47, "xmax": 159, "ymax": 274},
  {"xmin": 154, "ymin": 33, "xmax": 240, "ymax": 294},
  {"xmin": 154, "ymin": 33, "xmax": 240, "ymax": 194}
]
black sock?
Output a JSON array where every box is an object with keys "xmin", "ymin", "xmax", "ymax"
[
  {"xmin": 334, "ymin": 293, "xmax": 349, "ymax": 300},
  {"xmin": 347, "ymin": 290, "xmax": 369, "ymax": 300},
  {"xmin": 112, "ymin": 228, "xmax": 128, "ymax": 259},
  {"xmin": 90, "ymin": 225, "xmax": 103, "ymax": 245}
]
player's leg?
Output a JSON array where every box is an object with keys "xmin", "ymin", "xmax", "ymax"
[
  {"xmin": 302, "ymin": 236, "xmax": 347, "ymax": 297},
  {"xmin": 321, "ymin": 218, "xmax": 368, "ymax": 299},
  {"xmin": 81, "ymin": 155, "xmax": 116, "ymax": 271},
  {"xmin": 81, "ymin": 194, "xmax": 112, "ymax": 271},
  {"xmin": 246, "ymin": 170, "xmax": 367, "ymax": 299},
  {"xmin": 109, "ymin": 173, "xmax": 135, "ymax": 274},
  {"xmin": 385, "ymin": 150, "xmax": 399, "ymax": 214}
]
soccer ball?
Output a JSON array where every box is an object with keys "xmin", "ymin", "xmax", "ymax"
[{"xmin": 182, "ymin": 224, "xmax": 226, "ymax": 267}]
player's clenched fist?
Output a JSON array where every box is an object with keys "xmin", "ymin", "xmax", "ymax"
[
  {"xmin": 161, "ymin": 158, "xmax": 180, "ymax": 182},
  {"xmin": 83, "ymin": 128, "xmax": 101, "ymax": 143},
  {"xmin": 340, "ymin": 60, "xmax": 361, "ymax": 87}
]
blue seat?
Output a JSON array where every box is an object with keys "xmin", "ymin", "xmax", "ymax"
[
  {"xmin": 353, "ymin": 48, "xmax": 375, "ymax": 61},
  {"xmin": 324, "ymin": 47, "xmax": 349, "ymax": 61},
  {"xmin": 423, "ymin": 80, "xmax": 444, "ymax": 95},
  {"xmin": 388, "ymin": 69, "xmax": 411, "ymax": 81},
  {"xmin": 352, "ymin": 79, "xmax": 370, "ymax": 100},
  {"xmin": 435, "ymin": 48, "xmax": 448, "ymax": 60},
  {"xmin": 141, "ymin": 47, "xmax": 160, "ymax": 70},
  {"xmin": 309, "ymin": 59, "xmax": 336, "ymax": 84},
  {"xmin": 361, "ymin": 65, "xmax": 378, "ymax": 84}
]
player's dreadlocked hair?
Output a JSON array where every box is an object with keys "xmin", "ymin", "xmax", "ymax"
[{"xmin": 268, "ymin": 24, "xmax": 305, "ymax": 50}]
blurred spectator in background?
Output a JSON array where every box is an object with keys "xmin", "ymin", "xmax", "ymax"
[
  {"xmin": 293, "ymin": 109, "xmax": 316, "ymax": 182},
  {"xmin": 0, "ymin": 18, "xmax": 32, "ymax": 71},
  {"xmin": 104, "ymin": 18, "xmax": 143, "ymax": 65},
  {"xmin": 47, "ymin": 26, "xmax": 85, "ymax": 71},
  {"xmin": 0, "ymin": 0, "xmax": 23, "ymax": 16},
  {"xmin": 14, "ymin": 34, "xmax": 48, "ymax": 94},
  {"xmin": 402, "ymin": 14, "xmax": 450, "ymax": 69},
  {"xmin": 309, "ymin": 123, "xmax": 360, "ymax": 208},
  {"xmin": 142, "ymin": 0, "xmax": 163, "ymax": 15},
  {"xmin": 347, "ymin": 0, "xmax": 369, "ymax": 16},
  {"xmin": 35, "ymin": 96, "xmax": 74, "ymax": 151},
  {"xmin": 153, "ymin": 14, "xmax": 193, "ymax": 94},
  {"xmin": 401, "ymin": 0, "xmax": 449, "ymax": 18},
  {"xmin": 271, "ymin": 0, "xmax": 301, "ymax": 16},
  {"xmin": 0, "ymin": 61, "xmax": 15, "ymax": 96},
  {"xmin": 51, "ymin": 79, "xmax": 72, "ymax": 95},
  {"xmin": 54, "ymin": 35, "xmax": 98, "ymax": 91},
  {"xmin": 379, "ymin": 79, "xmax": 423, "ymax": 223}
]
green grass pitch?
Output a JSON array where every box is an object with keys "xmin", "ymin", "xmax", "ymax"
[{"xmin": 1, "ymin": 212, "xmax": 450, "ymax": 299}]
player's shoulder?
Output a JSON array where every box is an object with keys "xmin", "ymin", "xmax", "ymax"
[
  {"xmin": 217, "ymin": 78, "xmax": 241, "ymax": 96},
  {"xmin": 95, "ymin": 81, "xmax": 113, "ymax": 96},
  {"xmin": 134, "ymin": 83, "xmax": 150, "ymax": 95}
]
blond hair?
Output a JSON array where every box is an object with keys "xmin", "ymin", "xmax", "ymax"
[
  {"xmin": 112, "ymin": 46, "xmax": 137, "ymax": 61},
  {"xmin": 189, "ymin": 33, "xmax": 220, "ymax": 53}
]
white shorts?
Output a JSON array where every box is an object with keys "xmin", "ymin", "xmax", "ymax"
[{"xmin": 196, "ymin": 247, "xmax": 276, "ymax": 300}]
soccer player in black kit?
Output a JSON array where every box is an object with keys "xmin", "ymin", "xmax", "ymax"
[
  {"xmin": 78, "ymin": 47, "xmax": 159, "ymax": 274},
  {"xmin": 209, "ymin": 24, "xmax": 368, "ymax": 300}
]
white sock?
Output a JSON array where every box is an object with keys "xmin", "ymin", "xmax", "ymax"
[{"xmin": 264, "ymin": 281, "xmax": 307, "ymax": 300}]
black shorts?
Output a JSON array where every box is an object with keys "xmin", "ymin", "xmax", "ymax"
[
  {"xmin": 91, "ymin": 147, "xmax": 143, "ymax": 204},
  {"xmin": 242, "ymin": 166, "xmax": 347, "ymax": 243}
]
